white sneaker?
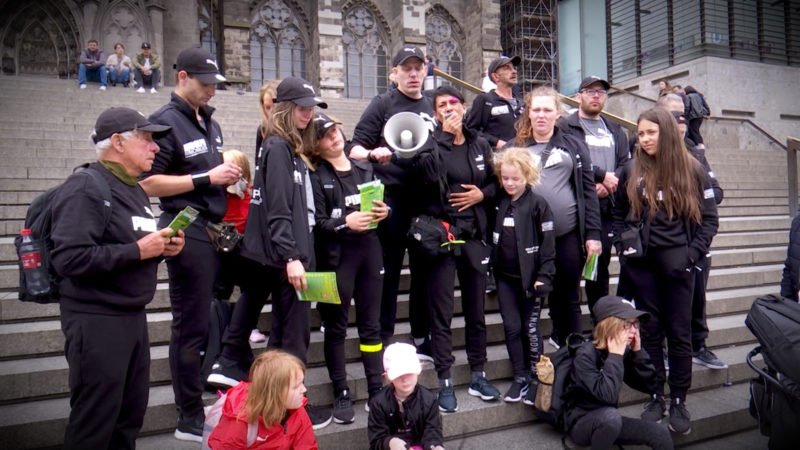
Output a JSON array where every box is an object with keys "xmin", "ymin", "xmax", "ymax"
[
  {"xmin": 249, "ymin": 329, "xmax": 266, "ymax": 343},
  {"xmin": 99, "ymin": 86, "xmax": 106, "ymax": 91},
  {"xmin": 136, "ymin": 87, "xmax": 145, "ymax": 93},
  {"xmin": 150, "ymin": 87, "xmax": 158, "ymax": 94},
  {"xmin": 79, "ymin": 84, "xmax": 87, "ymax": 89}
]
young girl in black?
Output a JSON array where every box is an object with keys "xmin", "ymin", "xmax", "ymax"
[
  {"xmin": 565, "ymin": 295, "xmax": 673, "ymax": 450},
  {"xmin": 492, "ymin": 147, "xmax": 556, "ymax": 404},
  {"xmin": 309, "ymin": 113, "xmax": 389, "ymax": 424},
  {"xmin": 613, "ymin": 107, "xmax": 718, "ymax": 435}
]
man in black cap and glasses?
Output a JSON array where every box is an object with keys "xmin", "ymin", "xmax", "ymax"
[
  {"xmin": 140, "ymin": 46, "xmax": 242, "ymax": 442},
  {"xmin": 51, "ymin": 107, "xmax": 183, "ymax": 449}
]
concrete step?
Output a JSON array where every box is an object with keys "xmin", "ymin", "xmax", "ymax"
[
  {"xmin": 717, "ymin": 205, "xmax": 789, "ymax": 216},
  {"xmin": 717, "ymin": 216, "xmax": 790, "ymax": 233}
]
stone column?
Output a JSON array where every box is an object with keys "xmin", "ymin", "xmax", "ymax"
[
  {"xmin": 221, "ymin": 0, "xmax": 250, "ymax": 89},
  {"xmin": 318, "ymin": 0, "xmax": 345, "ymax": 97},
  {"xmin": 80, "ymin": 0, "xmax": 99, "ymax": 43},
  {"xmin": 161, "ymin": 0, "xmax": 200, "ymax": 86},
  {"xmin": 147, "ymin": 2, "xmax": 166, "ymax": 86}
]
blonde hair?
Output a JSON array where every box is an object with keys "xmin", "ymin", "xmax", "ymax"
[
  {"xmin": 266, "ymin": 100, "xmax": 316, "ymax": 167},
  {"xmin": 593, "ymin": 316, "xmax": 626, "ymax": 351},
  {"xmin": 494, "ymin": 146, "xmax": 541, "ymax": 187},
  {"xmin": 242, "ymin": 350, "xmax": 306, "ymax": 427},
  {"xmin": 222, "ymin": 150, "xmax": 251, "ymax": 183},
  {"xmin": 259, "ymin": 81, "xmax": 279, "ymax": 139},
  {"xmin": 515, "ymin": 86, "xmax": 562, "ymax": 142}
]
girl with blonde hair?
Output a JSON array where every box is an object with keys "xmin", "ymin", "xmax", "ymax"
[
  {"xmin": 207, "ymin": 350, "xmax": 318, "ymax": 448},
  {"xmin": 491, "ymin": 147, "xmax": 555, "ymax": 404},
  {"xmin": 256, "ymin": 80, "xmax": 280, "ymax": 154}
]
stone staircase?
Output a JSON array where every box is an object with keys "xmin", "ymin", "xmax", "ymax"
[{"xmin": 0, "ymin": 75, "xmax": 786, "ymax": 448}]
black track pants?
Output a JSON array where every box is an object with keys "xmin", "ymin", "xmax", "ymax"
[
  {"xmin": 691, "ymin": 256, "xmax": 711, "ymax": 351},
  {"xmin": 61, "ymin": 309, "xmax": 149, "ymax": 450},
  {"xmin": 548, "ymin": 228, "xmax": 583, "ymax": 345},
  {"xmin": 496, "ymin": 274, "xmax": 542, "ymax": 379},
  {"xmin": 425, "ymin": 239, "xmax": 489, "ymax": 379},
  {"xmin": 319, "ymin": 233, "xmax": 384, "ymax": 394},
  {"xmin": 622, "ymin": 245, "xmax": 694, "ymax": 400},
  {"xmin": 585, "ymin": 216, "xmax": 613, "ymax": 322},
  {"xmin": 570, "ymin": 407, "xmax": 674, "ymax": 450}
]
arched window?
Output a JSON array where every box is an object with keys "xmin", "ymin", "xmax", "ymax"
[
  {"xmin": 250, "ymin": 0, "xmax": 307, "ymax": 91},
  {"xmin": 199, "ymin": 1, "xmax": 217, "ymax": 57},
  {"xmin": 425, "ymin": 7, "xmax": 463, "ymax": 81},
  {"xmin": 342, "ymin": 3, "xmax": 389, "ymax": 99}
]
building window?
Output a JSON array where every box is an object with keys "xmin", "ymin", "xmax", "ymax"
[
  {"xmin": 199, "ymin": 1, "xmax": 217, "ymax": 57},
  {"xmin": 425, "ymin": 8, "xmax": 463, "ymax": 82},
  {"xmin": 342, "ymin": 3, "xmax": 389, "ymax": 99},
  {"xmin": 250, "ymin": 0, "xmax": 307, "ymax": 91}
]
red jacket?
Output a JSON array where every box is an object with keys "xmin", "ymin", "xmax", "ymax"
[
  {"xmin": 207, "ymin": 382, "xmax": 318, "ymax": 450},
  {"xmin": 223, "ymin": 188, "xmax": 251, "ymax": 234}
]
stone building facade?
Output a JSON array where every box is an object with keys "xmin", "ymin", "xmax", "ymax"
[{"xmin": 0, "ymin": 0, "xmax": 506, "ymax": 97}]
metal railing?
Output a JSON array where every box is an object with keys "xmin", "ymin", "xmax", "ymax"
[{"xmin": 789, "ymin": 137, "xmax": 800, "ymax": 218}]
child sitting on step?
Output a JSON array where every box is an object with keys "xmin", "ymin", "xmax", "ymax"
[
  {"xmin": 207, "ymin": 350, "xmax": 317, "ymax": 449},
  {"xmin": 367, "ymin": 343, "xmax": 445, "ymax": 450}
]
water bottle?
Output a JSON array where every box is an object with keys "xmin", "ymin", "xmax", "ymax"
[{"xmin": 19, "ymin": 228, "xmax": 50, "ymax": 296}]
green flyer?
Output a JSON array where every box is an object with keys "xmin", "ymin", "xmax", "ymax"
[
  {"xmin": 296, "ymin": 272, "xmax": 342, "ymax": 304},
  {"xmin": 358, "ymin": 180, "xmax": 384, "ymax": 230}
]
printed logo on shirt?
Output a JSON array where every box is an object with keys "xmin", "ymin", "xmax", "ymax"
[
  {"xmin": 215, "ymin": 136, "xmax": 222, "ymax": 144},
  {"xmin": 323, "ymin": 184, "xmax": 334, "ymax": 189},
  {"xmin": 132, "ymin": 216, "xmax": 157, "ymax": 233},
  {"xmin": 344, "ymin": 193, "xmax": 361, "ymax": 207},
  {"xmin": 542, "ymin": 220, "xmax": 554, "ymax": 232},
  {"xmin": 491, "ymin": 105, "xmax": 510, "ymax": 116},
  {"xmin": 251, "ymin": 187, "xmax": 263, "ymax": 205},
  {"xmin": 481, "ymin": 256, "xmax": 489, "ymax": 265},
  {"xmin": 657, "ymin": 190, "xmax": 664, "ymax": 201},
  {"xmin": 144, "ymin": 206, "xmax": 155, "ymax": 218},
  {"xmin": 477, "ymin": 164, "xmax": 485, "ymax": 171},
  {"xmin": 183, "ymin": 138, "xmax": 208, "ymax": 158},
  {"xmin": 525, "ymin": 246, "xmax": 539, "ymax": 254},
  {"xmin": 475, "ymin": 154, "xmax": 484, "ymax": 162},
  {"xmin": 585, "ymin": 134, "xmax": 613, "ymax": 148},
  {"xmin": 503, "ymin": 217, "xmax": 515, "ymax": 227},
  {"xmin": 708, "ymin": 171, "xmax": 715, "ymax": 178},
  {"xmin": 493, "ymin": 232, "xmax": 500, "ymax": 244},
  {"xmin": 704, "ymin": 188, "xmax": 714, "ymax": 199},
  {"xmin": 293, "ymin": 170, "xmax": 303, "ymax": 184},
  {"xmin": 331, "ymin": 208, "xmax": 342, "ymax": 218},
  {"xmin": 542, "ymin": 148, "xmax": 565, "ymax": 168}
]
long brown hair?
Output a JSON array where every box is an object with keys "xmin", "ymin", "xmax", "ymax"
[
  {"xmin": 242, "ymin": 350, "xmax": 305, "ymax": 427},
  {"xmin": 627, "ymin": 107, "xmax": 702, "ymax": 223},
  {"xmin": 266, "ymin": 100, "xmax": 316, "ymax": 166},
  {"xmin": 514, "ymin": 86, "xmax": 561, "ymax": 143},
  {"xmin": 259, "ymin": 81, "xmax": 279, "ymax": 139}
]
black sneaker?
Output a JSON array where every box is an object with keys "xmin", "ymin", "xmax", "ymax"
[
  {"xmin": 467, "ymin": 373, "xmax": 501, "ymax": 401},
  {"xmin": 332, "ymin": 389, "xmax": 355, "ymax": 424},
  {"xmin": 668, "ymin": 398, "xmax": 692, "ymax": 435},
  {"xmin": 305, "ymin": 403, "xmax": 332, "ymax": 430},
  {"xmin": 692, "ymin": 347, "xmax": 728, "ymax": 369},
  {"xmin": 438, "ymin": 379, "xmax": 458, "ymax": 413},
  {"xmin": 206, "ymin": 357, "xmax": 248, "ymax": 388},
  {"xmin": 415, "ymin": 339, "xmax": 434, "ymax": 363},
  {"xmin": 503, "ymin": 379, "xmax": 528, "ymax": 403},
  {"xmin": 174, "ymin": 412, "xmax": 203, "ymax": 442},
  {"xmin": 641, "ymin": 394, "xmax": 667, "ymax": 422},
  {"xmin": 522, "ymin": 379, "xmax": 538, "ymax": 406}
]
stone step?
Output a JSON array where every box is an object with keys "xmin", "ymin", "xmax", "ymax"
[
  {"xmin": 717, "ymin": 205, "xmax": 789, "ymax": 216},
  {"xmin": 720, "ymin": 196, "xmax": 787, "ymax": 207},
  {"xmin": 717, "ymin": 216, "xmax": 790, "ymax": 233},
  {"xmin": 0, "ymin": 342, "xmax": 760, "ymax": 449}
]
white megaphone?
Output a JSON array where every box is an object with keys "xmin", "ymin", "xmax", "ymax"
[{"xmin": 382, "ymin": 112, "xmax": 430, "ymax": 159}]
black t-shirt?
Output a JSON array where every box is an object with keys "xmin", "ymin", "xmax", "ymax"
[
  {"xmin": 336, "ymin": 169, "xmax": 362, "ymax": 215},
  {"xmin": 442, "ymin": 142, "xmax": 475, "ymax": 224},
  {"xmin": 497, "ymin": 204, "xmax": 521, "ymax": 277}
]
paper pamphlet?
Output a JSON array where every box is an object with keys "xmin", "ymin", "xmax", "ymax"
[
  {"xmin": 296, "ymin": 272, "xmax": 342, "ymax": 304},
  {"xmin": 167, "ymin": 206, "xmax": 199, "ymax": 237},
  {"xmin": 582, "ymin": 252, "xmax": 598, "ymax": 281},
  {"xmin": 358, "ymin": 180, "xmax": 384, "ymax": 230}
]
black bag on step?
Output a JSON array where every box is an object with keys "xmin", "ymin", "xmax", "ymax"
[
  {"xmin": 200, "ymin": 297, "xmax": 232, "ymax": 389},
  {"xmin": 745, "ymin": 294, "xmax": 800, "ymax": 385}
]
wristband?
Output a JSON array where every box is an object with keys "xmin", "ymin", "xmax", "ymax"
[
  {"xmin": 367, "ymin": 150, "xmax": 378, "ymax": 163},
  {"xmin": 191, "ymin": 172, "xmax": 210, "ymax": 188}
]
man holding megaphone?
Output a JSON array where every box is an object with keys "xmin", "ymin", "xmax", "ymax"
[{"xmin": 349, "ymin": 45, "xmax": 437, "ymax": 361}]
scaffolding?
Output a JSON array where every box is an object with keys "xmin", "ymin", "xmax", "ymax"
[{"xmin": 500, "ymin": 0, "xmax": 558, "ymax": 91}]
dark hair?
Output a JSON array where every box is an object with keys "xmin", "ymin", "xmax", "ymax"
[
  {"xmin": 628, "ymin": 108, "xmax": 702, "ymax": 223},
  {"xmin": 432, "ymin": 85, "xmax": 464, "ymax": 104},
  {"xmin": 114, "ymin": 42, "xmax": 124, "ymax": 50},
  {"xmin": 88, "ymin": 39, "xmax": 98, "ymax": 45},
  {"xmin": 684, "ymin": 85, "xmax": 698, "ymax": 95}
]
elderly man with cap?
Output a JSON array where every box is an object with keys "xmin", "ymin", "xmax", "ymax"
[
  {"xmin": 466, "ymin": 55, "xmax": 523, "ymax": 150},
  {"xmin": 133, "ymin": 42, "xmax": 161, "ymax": 93},
  {"xmin": 50, "ymin": 107, "xmax": 183, "ymax": 449},
  {"xmin": 557, "ymin": 75, "xmax": 630, "ymax": 322},
  {"xmin": 139, "ymin": 46, "xmax": 242, "ymax": 442},
  {"xmin": 348, "ymin": 45, "xmax": 438, "ymax": 360}
]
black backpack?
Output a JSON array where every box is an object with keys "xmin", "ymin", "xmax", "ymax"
[
  {"xmin": 745, "ymin": 294, "xmax": 800, "ymax": 388},
  {"xmin": 15, "ymin": 165, "xmax": 112, "ymax": 303},
  {"xmin": 533, "ymin": 333, "xmax": 586, "ymax": 432}
]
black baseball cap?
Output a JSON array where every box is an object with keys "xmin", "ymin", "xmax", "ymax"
[
  {"xmin": 392, "ymin": 46, "xmax": 425, "ymax": 67},
  {"xmin": 579, "ymin": 76, "xmax": 611, "ymax": 91},
  {"xmin": 670, "ymin": 110, "xmax": 687, "ymax": 125},
  {"xmin": 592, "ymin": 295, "xmax": 650, "ymax": 323},
  {"xmin": 141, "ymin": 42, "xmax": 151, "ymax": 49},
  {"xmin": 92, "ymin": 107, "xmax": 171, "ymax": 143},
  {"xmin": 275, "ymin": 76, "xmax": 328, "ymax": 108},
  {"xmin": 313, "ymin": 113, "xmax": 341, "ymax": 141},
  {"xmin": 174, "ymin": 46, "xmax": 227, "ymax": 84},
  {"xmin": 488, "ymin": 55, "xmax": 521, "ymax": 75}
]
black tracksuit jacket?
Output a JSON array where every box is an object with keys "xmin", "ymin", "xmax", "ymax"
[
  {"xmin": 51, "ymin": 163, "xmax": 160, "ymax": 313},
  {"xmin": 781, "ymin": 212, "xmax": 800, "ymax": 301},
  {"xmin": 465, "ymin": 89, "xmax": 524, "ymax": 148},
  {"xmin": 241, "ymin": 135, "xmax": 313, "ymax": 269},
  {"xmin": 491, "ymin": 187, "xmax": 557, "ymax": 298},
  {"xmin": 506, "ymin": 129, "xmax": 603, "ymax": 245},
  {"xmin": 367, "ymin": 384, "xmax": 443, "ymax": 450},
  {"xmin": 311, "ymin": 158, "xmax": 376, "ymax": 268}
]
